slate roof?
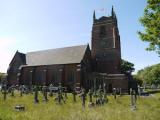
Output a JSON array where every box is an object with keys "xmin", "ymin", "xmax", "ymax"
[{"xmin": 26, "ymin": 44, "xmax": 89, "ymax": 66}]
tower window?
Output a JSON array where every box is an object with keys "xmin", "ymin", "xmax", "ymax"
[{"xmin": 99, "ymin": 26, "xmax": 106, "ymax": 37}]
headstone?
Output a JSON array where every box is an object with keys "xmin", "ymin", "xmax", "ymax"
[
  {"xmin": 72, "ymin": 88, "xmax": 77, "ymax": 102},
  {"xmin": 33, "ymin": 86, "xmax": 39, "ymax": 103},
  {"xmin": 130, "ymin": 88, "xmax": 136, "ymax": 110},
  {"xmin": 80, "ymin": 88, "xmax": 86, "ymax": 109},
  {"xmin": 119, "ymin": 88, "xmax": 122, "ymax": 96},
  {"xmin": 42, "ymin": 85, "xmax": 48, "ymax": 102},
  {"xmin": 113, "ymin": 88, "xmax": 116, "ymax": 99},
  {"xmin": 103, "ymin": 84, "xmax": 108, "ymax": 103},
  {"xmin": 97, "ymin": 85, "xmax": 103, "ymax": 105},
  {"xmin": 11, "ymin": 87, "xmax": 15, "ymax": 97},
  {"xmin": 88, "ymin": 89, "xmax": 93, "ymax": 103},
  {"xmin": 49, "ymin": 84, "xmax": 53, "ymax": 97},
  {"xmin": 2, "ymin": 84, "xmax": 7, "ymax": 101},
  {"xmin": 56, "ymin": 84, "xmax": 65, "ymax": 104},
  {"xmin": 19, "ymin": 85, "xmax": 23, "ymax": 97},
  {"xmin": 64, "ymin": 87, "xmax": 68, "ymax": 99},
  {"xmin": 88, "ymin": 88, "xmax": 95, "ymax": 107},
  {"xmin": 15, "ymin": 105, "xmax": 25, "ymax": 111}
]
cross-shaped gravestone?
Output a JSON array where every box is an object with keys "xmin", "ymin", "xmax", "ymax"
[{"xmin": 49, "ymin": 84, "xmax": 53, "ymax": 97}]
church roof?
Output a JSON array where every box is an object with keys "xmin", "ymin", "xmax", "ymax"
[{"xmin": 25, "ymin": 44, "xmax": 89, "ymax": 66}]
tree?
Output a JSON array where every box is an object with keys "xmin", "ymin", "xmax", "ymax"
[
  {"xmin": 0, "ymin": 73, "xmax": 6, "ymax": 84},
  {"xmin": 133, "ymin": 75, "xmax": 143, "ymax": 86},
  {"xmin": 136, "ymin": 64, "xmax": 160, "ymax": 84},
  {"xmin": 138, "ymin": 0, "xmax": 160, "ymax": 55},
  {"xmin": 120, "ymin": 59, "xmax": 135, "ymax": 74}
]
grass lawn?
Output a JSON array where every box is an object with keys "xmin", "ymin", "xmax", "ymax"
[{"xmin": 0, "ymin": 92, "xmax": 160, "ymax": 120}]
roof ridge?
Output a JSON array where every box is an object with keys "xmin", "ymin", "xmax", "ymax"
[{"xmin": 27, "ymin": 44, "xmax": 88, "ymax": 54}]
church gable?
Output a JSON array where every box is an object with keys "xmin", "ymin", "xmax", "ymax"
[{"xmin": 7, "ymin": 51, "xmax": 26, "ymax": 85}]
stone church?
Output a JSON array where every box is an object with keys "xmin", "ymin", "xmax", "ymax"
[{"xmin": 7, "ymin": 7, "xmax": 129, "ymax": 92}]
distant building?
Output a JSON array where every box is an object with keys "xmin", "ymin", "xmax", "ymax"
[{"xmin": 7, "ymin": 7, "xmax": 129, "ymax": 92}]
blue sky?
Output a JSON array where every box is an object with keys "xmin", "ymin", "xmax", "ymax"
[{"xmin": 0, "ymin": 0, "xmax": 159, "ymax": 73}]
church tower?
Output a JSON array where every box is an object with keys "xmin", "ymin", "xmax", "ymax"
[{"xmin": 91, "ymin": 7, "xmax": 121, "ymax": 74}]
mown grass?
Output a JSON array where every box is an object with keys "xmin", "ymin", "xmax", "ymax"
[{"xmin": 0, "ymin": 91, "xmax": 160, "ymax": 120}]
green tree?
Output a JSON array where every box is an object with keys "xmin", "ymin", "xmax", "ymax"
[
  {"xmin": 120, "ymin": 59, "xmax": 135, "ymax": 74},
  {"xmin": 0, "ymin": 73, "xmax": 6, "ymax": 84},
  {"xmin": 136, "ymin": 64, "xmax": 160, "ymax": 84},
  {"xmin": 133, "ymin": 75, "xmax": 143, "ymax": 86},
  {"xmin": 138, "ymin": 0, "xmax": 160, "ymax": 55}
]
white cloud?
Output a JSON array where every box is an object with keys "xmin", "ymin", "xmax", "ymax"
[{"xmin": 0, "ymin": 37, "xmax": 17, "ymax": 73}]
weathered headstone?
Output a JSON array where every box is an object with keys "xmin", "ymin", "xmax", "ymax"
[
  {"xmin": 64, "ymin": 87, "xmax": 68, "ymax": 99},
  {"xmin": 72, "ymin": 88, "xmax": 77, "ymax": 102},
  {"xmin": 49, "ymin": 84, "xmax": 53, "ymax": 97},
  {"xmin": 113, "ymin": 88, "xmax": 116, "ymax": 99},
  {"xmin": 34, "ymin": 86, "xmax": 39, "ymax": 103},
  {"xmin": 2, "ymin": 85, "xmax": 7, "ymax": 101},
  {"xmin": 119, "ymin": 88, "xmax": 122, "ymax": 96},
  {"xmin": 80, "ymin": 88, "xmax": 86, "ymax": 109},
  {"xmin": 11, "ymin": 87, "xmax": 15, "ymax": 97},
  {"xmin": 98, "ymin": 85, "xmax": 103, "ymax": 105},
  {"xmin": 42, "ymin": 85, "xmax": 48, "ymax": 102},
  {"xmin": 56, "ymin": 84, "xmax": 65, "ymax": 104},
  {"xmin": 103, "ymin": 84, "xmax": 108, "ymax": 103},
  {"xmin": 88, "ymin": 89, "xmax": 93, "ymax": 103},
  {"xmin": 88, "ymin": 88, "xmax": 95, "ymax": 107},
  {"xmin": 19, "ymin": 85, "xmax": 23, "ymax": 97},
  {"xmin": 15, "ymin": 105, "xmax": 25, "ymax": 111},
  {"xmin": 130, "ymin": 88, "xmax": 136, "ymax": 110}
]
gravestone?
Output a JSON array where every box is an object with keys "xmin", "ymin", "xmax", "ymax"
[
  {"xmin": 2, "ymin": 84, "xmax": 7, "ymax": 101},
  {"xmin": 80, "ymin": 88, "xmax": 86, "ymax": 109},
  {"xmin": 97, "ymin": 85, "xmax": 103, "ymax": 105},
  {"xmin": 42, "ymin": 85, "xmax": 48, "ymax": 102},
  {"xmin": 11, "ymin": 87, "xmax": 15, "ymax": 97},
  {"xmin": 103, "ymin": 84, "xmax": 108, "ymax": 103},
  {"xmin": 130, "ymin": 88, "xmax": 136, "ymax": 110},
  {"xmin": 49, "ymin": 84, "xmax": 53, "ymax": 97},
  {"xmin": 138, "ymin": 85, "xmax": 143, "ymax": 96},
  {"xmin": 64, "ymin": 87, "xmax": 68, "ymax": 99},
  {"xmin": 113, "ymin": 88, "xmax": 117, "ymax": 99},
  {"xmin": 119, "ymin": 88, "xmax": 122, "ymax": 96},
  {"xmin": 19, "ymin": 85, "xmax": 23, "ymax": 97},
  {"xmin": 56, "ymin": 84, "xmax": 65, "ymax": 104},
  {"xmin": 72, "ymin": 88, "xmax": 77, "ymax": 102},
  {"xmin": 33, "ymin": 86, "xmax": 39, "ymax": 103},
  {"xmin": 88, "ymin": 89, "xmax": 93, "ymax": 103},
  {"xmin": 88, "ymin": 89, "xmax": 95, "ymax": 107},
  {"xmin": 15, "ymin": 105, "xmax": 25, "ymax": 111}
]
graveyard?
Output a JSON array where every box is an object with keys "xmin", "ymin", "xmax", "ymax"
[
  {"xmin": 0, "ymin": 0, "xmax": 159, "ymax": 120},
  {"xmin": 0, "ymin": 89, "xmax": 160, "ymax": 120}
]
